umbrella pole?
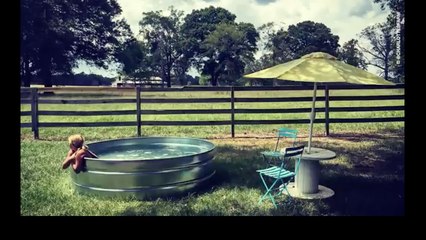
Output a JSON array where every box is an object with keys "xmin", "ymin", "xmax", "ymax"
[{"xmin": 307, "ymin": 82, "xmax": 317, "ymax": 153}]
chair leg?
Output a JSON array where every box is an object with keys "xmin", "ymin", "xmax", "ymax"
[
  {"xmin": 259, "ymin": 173, "xmax": 279, "ymax": 208},
  {"xmin": 258, "ymin": 174, "xmax": 266, "ymax": 202},
  {"xmin": 282, "ymin": 177, "xmax": 295, "ymax": 200},
  {"xmin": 277, "ymin": 178, "xmax": 286, "ymax": 196},
  {"xmin": 258, "ymin": 174, "xmax": 271, "ymax": 203},
  {"xmin": 283, "ymin": 183, "xmax": 291, "ymax": 197}
]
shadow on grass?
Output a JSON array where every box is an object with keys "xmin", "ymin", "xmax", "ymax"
[
  {"xmin": 322, "ymin": 174, "xmax": 404, "ymax": 216},
  {"xmin": 315, "ymin": 129, "xmax": 404, "ymax": 177},
  {"xmin": 119, "ymin": 128, "xmax": 404, "ymax": 216},
  {"xmin": 209, "ymin": 144, "xmax": 268, "ymax": 189},
  {"xmin": 310, "ymin": 130, "xmax": 404, "ymax": 216}
]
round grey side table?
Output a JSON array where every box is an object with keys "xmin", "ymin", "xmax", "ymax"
[{"xmin": 284, "ymin": 147, "xmax": 336, "ymax": 199}]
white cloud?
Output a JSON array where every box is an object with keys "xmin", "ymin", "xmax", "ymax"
[
  {"xmin": 75, "ymin": 0, "xmax": 390, "ymax": 76},
  {"xmin": 117, "ymin": 0, "xmax": 389, "ymax": 44}
]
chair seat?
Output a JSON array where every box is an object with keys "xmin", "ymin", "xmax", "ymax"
[
  {"xmin": 258, "ymin": 141, "xmax": 304, "ymax": 208},
  {"xmin": 261, "ymin": 151, "xmax": 282, "ymax": 158},
  {"xmin": 256, "ymin": 166, "xmax": 295, "ymax": 179}
]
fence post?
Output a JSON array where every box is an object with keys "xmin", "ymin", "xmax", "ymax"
[
  {"xmin": 325, "ymin": 85, "xmax": 330, "ymax": 136},
  {"xmin": 136, "ymin": 86, "xmax": 141, "ymax": 137},
  {"xmin": 231, "ymin": 86, "xmax": 235, "ymax": 138},
  {"xmin": 31, "ymin": 88, "xmax": 39, "ymax": 139}
]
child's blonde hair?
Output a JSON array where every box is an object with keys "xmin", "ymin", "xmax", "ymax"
[{"xmin": 68, "ymin": 134, "xmax": 88, "ymax": 150}]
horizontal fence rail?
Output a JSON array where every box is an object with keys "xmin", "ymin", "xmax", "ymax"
[
  {"xmin": 20, "ymin": 84, "xmax": 403, "ymax": 93},
  {"xmin": 20, "ymin": 85, "xmax": 405, "ymax": 139}
]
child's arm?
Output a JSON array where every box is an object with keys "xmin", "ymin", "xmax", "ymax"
[{"xmin": 62, "ymin": 149, "xmax": 76, "ymax": 169}]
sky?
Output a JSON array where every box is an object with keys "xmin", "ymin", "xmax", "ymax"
[{"xmin": 73, "ymin": 0, "xmax": 390, "ymax": 77}]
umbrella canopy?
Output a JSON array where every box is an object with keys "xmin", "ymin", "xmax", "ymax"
[
  {"xmin": 244, "ymin": 52, "xmax": 394, "ymax": 153},
  {"xmin": 245, "ymin": 52, "xmax": 393, "ymax": 85}
]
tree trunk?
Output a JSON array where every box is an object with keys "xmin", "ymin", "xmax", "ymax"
[
  {"xmin": 384, "ymin": 37, "xmax": 390, "ymax": 81},
  {"xmin": 22, "ymin": 57, "xmax": 32, "ymax": 87},
  {"xmin": 211, "ymin": 73, "xmax": 218, "ymax": 86},
  {"xmin": 384, "ymin": 60, "xmax": 389, "ymax": 80},
  {"xmin": 398, "ymin": 20, "xmax": 404, "ymax": 82},
  {"xmin": 41, "ymin": 62, "xmax": 53, "ymax": 87},
  {"xmin": 164, "ymin": 71, "xmax": 171, "ymax": 88},
  {"xmin": 384, "ymin": 50, "xmax": 389, "ymax": 80},
  {"xmin": 39, "ymin": 42, "xmax": 53, "ymax": 88},
  {"xmin": 161, "ymin": 64, "xmax": 172, "ymax": 88},
  {"xmin": 166, "ymin": 64, "xmax": 172, "ymax": 88}
]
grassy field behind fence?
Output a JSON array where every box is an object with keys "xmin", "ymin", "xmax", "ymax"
[
  {"xmin": 20, "ymin": 88, "xmax": 404, "ymax": 216},
  {"xmin": 20, "ymin": 88, "xmax": 404, "ymax": 139}
]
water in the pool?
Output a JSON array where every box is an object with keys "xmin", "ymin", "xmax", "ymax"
[{"xmin": 96, "ymin": 143, "xmax": 210, "ymax": 160}]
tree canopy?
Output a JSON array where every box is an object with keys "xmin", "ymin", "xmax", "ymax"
[
  {"xmin": 201, "ymin": 23, "xmax": 258, "ymax": 85},
  {"xmin": 116, "ymin": 40, "xmax": 153, "ymax": 81},
  {"xmin": 20, "ymin": 0, "xmax": 133, "ymax": 87},
  {"xmin": 21, "ymin": 2, "xmax": 405, "ymax": 87},
  {"xmin": 259, "ymin": 20, "xmax": 340, "ymax": 65},
  {"xmin": 338, "ymin": 39, "xmax": 367, "ymax": 70},
  {"xmin": 139, "ymin": 7, "xmax": 186, "ymax": 87},
  {"xmin": 285, "ymin": 21, "xmax": 340, "ymax": 59},
  {"xmin": 182, "ymin": 6, "xmax": 258, "ymax": 86}
]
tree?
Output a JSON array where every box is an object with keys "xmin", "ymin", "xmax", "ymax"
[
  {"xmin": 247, "ymin": 20, "xmax": 340, "ymax": 84},
  {"xmin": 284, "ymin": 21, "xmax": 340, "ymax": 59},
  {"xmin": 198, "ymin": 74, "xmax": 210, "ymax": 86},
  {"xmin": 200, "ymin": 23, "xmax": 258, "ymax": 86},
  {"xmin": 244, "ymin": 22, "xmax": 286, "ymax": 81},
  {"xmin": 182, "ymin": 7, "xmax": 258, "ymax": 86},
  {"xmin": 182, "ymin": 6, "xmax": 236, "ymax": 59},
  {"xmin": 20, "ymin": 0, "xmax": 133, "ymax": 87},
  {"xmin": 181, "ymin": 6, "xmax": 236, "ymax": 84},
  {"xmin": 258, "ymin": 20, "xmax": 340, "ymax": 66},
  {"xmin": 338, "ymin": 39, "xmax": 367, "ymax": 69},
  {"xmin": 139, "ymin": 7, "xmax": 187, "ymax": 87},
  {"xmin": 116, "ymin": 40, "xmax": 153, "ymax": 82},
  {"xmin": 373, "ymin": 0, "xmax": 404, "ymax": 82},
  {"xmin": 359, "ymin": 21, "xmax": 396, "ymax": 81},
  {"xmin": 245, "ymin": 21, "xmax": 339, "ymax": 86},
  {"xmin": 374, "ymin": 0, "xmax": 404, "ymax": 16}
]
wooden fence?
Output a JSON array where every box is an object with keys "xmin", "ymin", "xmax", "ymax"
[{"xmin": 20, "ymin": 85, "xmax": 405, "ymax": 139}]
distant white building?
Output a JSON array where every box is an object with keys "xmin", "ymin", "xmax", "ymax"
[{"xmin": 115, "ymin": 76, "xmax": 164, "ymax": 88}]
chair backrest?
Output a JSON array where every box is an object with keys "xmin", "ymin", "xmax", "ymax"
[
  {"xmin": 274, "ymin": 128, "xmax": 298, "ymax": 151},
  {"xmin": 280, "ymin": 145, "xmax": 305, "ymax": 174}
]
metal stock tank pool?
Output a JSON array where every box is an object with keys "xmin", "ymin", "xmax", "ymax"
[{"xmin": 70, "ymin": 137, "xmax": 216, "ymax": 200}]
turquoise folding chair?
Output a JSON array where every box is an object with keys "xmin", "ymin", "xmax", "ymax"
[
  {"xmin": 261, "ymin": 128, "xmax": 298, "ymax": 166},
  {"xmin": 257, "ymin": 145, "xmax": 304, "ymax": 208}
]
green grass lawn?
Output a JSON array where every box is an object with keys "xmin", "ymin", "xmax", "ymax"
[{"xmin": 20, "ymin": 88, "xmax": 404, "ymax": 215}]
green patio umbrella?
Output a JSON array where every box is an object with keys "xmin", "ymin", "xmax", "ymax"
[{"xmin": 244, "ymin": 52, "xmax": 394, "ymax": 153}]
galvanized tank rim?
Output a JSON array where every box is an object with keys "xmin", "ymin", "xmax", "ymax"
[{"xmin": 84, "ymin": 136, "xmax": 216, "ymax": 162}]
